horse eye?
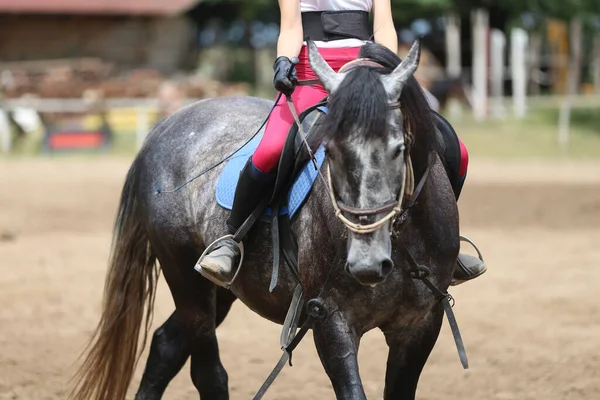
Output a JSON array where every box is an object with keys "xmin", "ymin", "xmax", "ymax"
[{"xmin": 393, "ymin": 144, "xmax": 405, "ymax": 159}]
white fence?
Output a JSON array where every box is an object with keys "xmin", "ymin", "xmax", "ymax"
[{"xmin": 445, "ymin": 9, "xmax": 600, "ymax": 148}]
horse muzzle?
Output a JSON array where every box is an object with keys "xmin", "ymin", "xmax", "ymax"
[{"xmin": 345, "ymin": 247, "xmax": 394, "ymax": 286}]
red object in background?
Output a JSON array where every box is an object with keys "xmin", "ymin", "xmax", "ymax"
[{"xmin": 48, "ymin": 131, "xmax": 106, "ymax": 149}]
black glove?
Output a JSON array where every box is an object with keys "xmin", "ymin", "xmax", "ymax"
[{"xmin": 273, "ymin": 56, "xmax": 298, "ymax": 97}]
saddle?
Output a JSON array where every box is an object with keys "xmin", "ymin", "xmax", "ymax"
[{"xmin": 215, "ymin": 100, "xmax": 329, "ymax": 290}]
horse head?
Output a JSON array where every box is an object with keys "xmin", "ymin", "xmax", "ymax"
[{"xmin": 307, "ymin": 39, "xmax": 422, "ymax": 286}]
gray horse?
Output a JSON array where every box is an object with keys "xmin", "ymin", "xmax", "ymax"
[{"xmin": 71, "ymin": 40, "xmax": 461, "ymax": 400}]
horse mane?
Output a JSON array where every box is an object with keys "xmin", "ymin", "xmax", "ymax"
[
  {"xmin": 319, "ymin": 62, "xmax": 389, "ymax": 144},
  {"xmin": 320, "ymin": 42, "xmax": 441, "ymax": 175}
]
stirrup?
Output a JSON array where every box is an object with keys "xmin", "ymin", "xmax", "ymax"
[
  {"xmin": 459, "ymin": 234, "xmax": 484, "ymax": 263},
  {"xmin": 194, "ymin": 234, "xmax": 245, "ymax": 289}
]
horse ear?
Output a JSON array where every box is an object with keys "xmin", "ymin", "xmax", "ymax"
[
  {"xmin": 382, "ymin": 38, "xmax": 422, "ymax": 99},
  {"xmin": 307, "ymin": 39, "xmax": 344, "ymax": 93}
]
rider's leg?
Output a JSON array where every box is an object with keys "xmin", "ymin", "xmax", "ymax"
[
  {"xmin": 197, "ymin": 84, "xmax": 328, "ymax": 287},
  {"xmin": 451, "ymin": 136, "xmax": 486, "ymax": 286},
  {"xmin": 196, "ymin": 156, "xmax": 276, "ymax": 287}
]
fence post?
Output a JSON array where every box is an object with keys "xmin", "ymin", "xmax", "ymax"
[
  {"xmin": 511, "ymin": 28, "xmax": 529, "ymax": 119},
  {"xmin": 471, "ymin": 8, "xmax": 489, "ymax": 120},
  {"xmin": 490, "ymin": 29, "xmax": 506, "ymax": 119},
  {"xmin": 445, "ymin": 13, "xmax": 462, "ymax": 78},
  {"xmin": 445, "ymin": 13, "xmax": 463, "ymax": 118}
]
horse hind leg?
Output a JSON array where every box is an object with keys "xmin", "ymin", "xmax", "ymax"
[
  {"xmin": 135, "ymin": 312, "xmax": 189, "ymax": 400},
  {"xmin": 136, "ymin": 289, "xmax": 237, "ymax": 400},
  {"xmin": 381, "ymin": 307, "xmax": 444, "ymax": 400},
  {"xmin": 183, "ymin": 287, "xmax": 234, "ymax": 400},
  {"xmin": 139, "ymin": 246, "xmax": 236, "ymax": 399}
]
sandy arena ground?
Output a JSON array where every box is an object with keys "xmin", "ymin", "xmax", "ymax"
[{"xmin": 1, "ymin": 157, "xmax": 599, "ymax": 400}]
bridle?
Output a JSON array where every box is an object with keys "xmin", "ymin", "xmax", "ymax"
[
  {"xmin": 327, "ymin": 154, "xmax": 414, "ymax": 234},
  {"xmin": 323, "ymin": 58, "xmax": 417, "ymax": 234},
  {"xmin": 293, "ymin": 57, "xmax": 426, "ymax": 235}
]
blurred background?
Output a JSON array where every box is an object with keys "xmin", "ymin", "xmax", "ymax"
[
  {"xmin": 0, "ymin": 0, "xmax": 600, "ymax": 154},
  {"xmin": 0, "ymin": 1, "xmax": 599, "ymax": 399}
]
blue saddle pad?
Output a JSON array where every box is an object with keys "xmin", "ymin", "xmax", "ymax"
[{"xmin": 216, "ymin": 135, "xmax": 325, "ymax": 219}]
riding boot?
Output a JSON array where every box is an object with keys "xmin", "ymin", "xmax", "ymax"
[
  {"xmin": 196, "ymin": 158, "xmax": 275, "ymax": 288},
  {"xmin": 451, "ymin": 236, "xmax": 487, "ymax": 286}
]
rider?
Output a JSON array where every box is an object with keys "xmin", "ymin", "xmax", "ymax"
[{"xmin": 197, "ymin": 0, "xmax": 486, "ymax": 288}]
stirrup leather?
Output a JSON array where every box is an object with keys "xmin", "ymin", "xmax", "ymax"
[{"xmin": 195, "ymin": 234, "xmax": 245, "ymax": 289}]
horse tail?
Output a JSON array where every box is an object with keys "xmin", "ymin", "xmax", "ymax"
[{"xmin": 70, "ymin": 159, "xmax": 159, "ymax": 400}]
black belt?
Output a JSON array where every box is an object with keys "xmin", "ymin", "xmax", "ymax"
[{"xmin": 301, "ymin": 10, "xmax": 371, "ymax": 42}]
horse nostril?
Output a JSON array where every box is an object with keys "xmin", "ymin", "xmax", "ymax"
[{"xmin": 381, "ymin": 259, "xmax": 394, "ymax": 276}]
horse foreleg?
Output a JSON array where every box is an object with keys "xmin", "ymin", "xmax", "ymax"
[
  {"xmin": 313, "ymin": 310, "xmax": 366, "ymax": 400},
  {"xmin": 381, "ymin": 307, "xmax": 444, "ymax": 400}
]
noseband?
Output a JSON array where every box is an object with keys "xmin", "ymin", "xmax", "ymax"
[{"xmin": 327, "ymin": 158, "xmax": 414, "ymax": 234}]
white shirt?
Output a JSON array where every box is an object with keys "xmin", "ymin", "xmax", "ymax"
[
  {"xmin": 300, "ymin": 0, "xmax": 373, "ymax": 48},
  {"xmin": 300, "ymin": 0, "xmax": 372, "ymax": 12}
]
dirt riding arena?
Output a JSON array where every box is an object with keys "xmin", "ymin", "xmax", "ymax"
[{"xmin": 1, "ymin": 157, "xmax": 599, "ymax": 399}]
